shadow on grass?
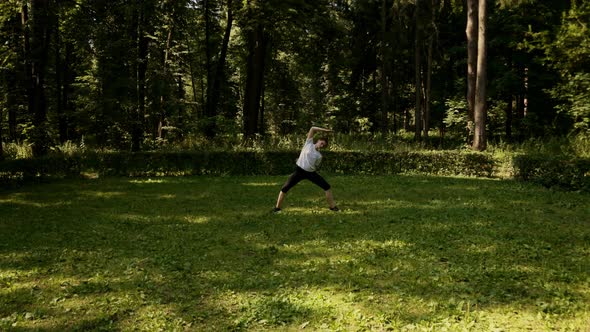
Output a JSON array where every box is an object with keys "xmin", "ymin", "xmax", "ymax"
[{"xmin": 0, "ymin": 175, "xmax": 589, "ymax": 330}]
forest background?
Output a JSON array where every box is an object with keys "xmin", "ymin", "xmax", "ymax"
[{"xmin": 0, "ymin": 0, "xmax": 589, "ymax": 165}]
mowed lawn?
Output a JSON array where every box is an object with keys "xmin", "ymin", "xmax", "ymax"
[{"xmin": 0, "ymin": 175, "xmax": 589, "ymax": 331}]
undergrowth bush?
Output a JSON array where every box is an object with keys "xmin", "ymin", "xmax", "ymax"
[
  {"xmin": 2, "ymin": 134, "xmax": 588, "ymax": 191},
  {"xmin": 513, "ymin": 154, "xmax": 590, "ymax": 192},
  {"xmin": 0, "ymin": 150, "xmax": 495, "ymax": 187}
]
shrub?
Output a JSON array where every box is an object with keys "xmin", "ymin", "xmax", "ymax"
[
  {"xmin": 0, "ymin": 150, "xmax": 497, "ymax": 187},
  {"xmin": 513, "ymin": 154, "xmax": 590, "ymax": 191}
]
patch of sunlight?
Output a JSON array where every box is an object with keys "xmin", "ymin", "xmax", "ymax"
[
  {"xmin": 12, "ymin": 286, "xmax": 137, "ymax": 331},
  {"xmin": 282, "ymin": 206, "xmax": 362, "ymax": 215},
  {"xmin": 459, "ymin": 304, "xmax": 578, "ymax": 331},
  {"xmin": 116, "ymin": 213, "xmax": 150, "ymax": 222},
  {"xmin": 81, "ymin": 191, "xmax": 125, "ymax": 198},
  {"xmin": 241, "ymin": 182, "xmax": 278, "ymax": 187},
  {"xmin": 184, "ymin": 215, "xmax": 210, "ymax": 224},
  {"xmin": 465, "ymin": 243, "xmax": 497, "ymax": 254},
  {"xmin": 158, "ymin": 194, "xmax": 176, "ymax": 199},
  {"xmin": 129, "ymin": 178, "xmax": 168, "ymax": 184},
  {"xmin": 0, "ymin": 197, "xmax": 72, "ymax": 208},
  {"xmin": 354, "ymin": 199, "xmax": 409, "ymax": 208},
  {"xmin": 128, "ymin": 304, "xmax": 188, "ymax": 330}
]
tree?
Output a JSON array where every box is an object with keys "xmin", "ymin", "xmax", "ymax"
[
  {"xmin": 242, "ymin": 0, "xmax": 268, "ymax": 139},
  {"xmin": 26, "ymin": 0, "xmax": 53, "ymax": 157},
  {"xmin": 472, "ymin": 0, "xmax": 487, "ymax": 150},
  {"xmin": 547, "ymin": 1, "xmax": 590, "ymax": 135},
  {"xmin": 414, "ymin": 0, "xmax": 423, "ymax": 141},
  {"xmin": 466, "ymin": 0, "xmax": 477, "ymax": 140},
  {"xmin": 205, "ymin": 0, "xmax": 234, "ymax": 138}
]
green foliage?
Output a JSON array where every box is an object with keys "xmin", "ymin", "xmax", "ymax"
[
  {"xmin": 1, "ymin": 176, "xmax": 589, "ymax": 330},
  {"xmin": 513, "ymin": 154, "xmax": 590, "ymax": 192},
  {"xmin": 443, "ymin": 98, "xmax": 468, "ymax": 136},
  {"xmin": 544, "ymin": 1, "xmax": 590, "ymax": 135},
  {"xmin": 0, "ymin": 149, "xmax": 497, "ymax": 187}
]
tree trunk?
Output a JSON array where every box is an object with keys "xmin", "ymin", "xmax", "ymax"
[
  {"xmin": 380, "ymin": 0, "xmax": 389, "ymax": 134},
  {"xmin": 186, "ymin": 35, "xmax": 200, "ymax": 115},
  {"xmin": 206, "ymin": 0, "xmax": 234, "ymax": 138},
  {"xmin": 466, "ymin": 0, "xmax": 477, "ymax": 140},
  {"xmin": 424, "ymin": 36, "xmax": 433, "ymax": 140},
  {"xmin": 132, "ymin": 0, "xmax": 149, "ymax": 152},
  {"xmin": 55, "ymin": 16, "xmax": 68, "ymax": 143},
  {"xmin": 414, "ymin": 0, "xmax": 423, "ymax": 141},
  {"xmin": 204, "ymin": 0, "xmax": 214, "ymax": 134},
  {"xmin": 472, "ymin": 0, "xmax": 487, "ymax": 151},
  {"xmin": 505, "ymin": 95, "xmax": 513, "ymax": 141},
  {"xmin": 63, "ymin": 42, "xmax": 73, "ymax": 141},
  {"xmin": 158, "ymin": 25, "xmax": 174, "ymax": 139},
  {"xmin": 243, "ymin": 22, "xmax": 266, "ymax": 139},
  {"xmin": 0, "ymin": 108, "xmax": 3, "ymax": 160},
  {"xmin": 27, "ymin": 0, "xmax": 52, "ymax": 157}
]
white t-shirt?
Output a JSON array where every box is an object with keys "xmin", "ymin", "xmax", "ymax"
[{"xmin": 296, "ymin": 138, "xmax": 322, "ymax": 172}]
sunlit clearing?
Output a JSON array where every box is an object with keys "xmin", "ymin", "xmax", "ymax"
[
  {"xmin": 0, "ymin": 198, "xmax": 71, "ymax": 208},
  {"xmin": 183, "ymin": 215, "xmax": 209, "ymax": 224},
  {"xmin": 282, "ymin": 207, "xmax": 362, "ymax": 215},
  {"xmin": 129, "ymin": 178, "xmax": 167, "ymax": 184},
  {"xmin": 81, "ymin": 191, "xmax": 125, "ymax": 198},
  {"xmin": 241, "ymin": 182, "xmax": 278, "ymax": 187}
]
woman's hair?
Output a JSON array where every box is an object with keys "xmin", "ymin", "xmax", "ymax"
[{"xmin": 316, "ymin": 137, "xmax": 329, "ymax": 146}]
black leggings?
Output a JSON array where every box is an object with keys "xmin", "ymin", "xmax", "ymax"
[{"xmin": 281, "ymin": 166, "xmax": 331, "ymax": 193}]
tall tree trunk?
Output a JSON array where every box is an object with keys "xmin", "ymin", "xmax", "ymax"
[
  {"xmin": 379, "ymin": 0, "xmax": 389, "ymax": 134},
  {"xmin": 414, "ymin": 0, "xmax": 423, "ymax": 141},
  {"xmin": 132, "ymin": 0, "xmax": 149, "ymax": 152},
  {"xmin": 158, "ymin": 25, "xmax": 174, "ymax": 139},
  {"xmin": 506, "ymin": 95, "xmax": 513, "ymax": 141},
  {"xmin": 472, "ymin": 0, "xmax": 487, "ymax": 151},
  {"xmin": 186, "ymin": 36, "xmax": 200, "ymax": 115},
  {"xmin": 27, "ymin": 0, "xmax": 52, "ymax": 157},
  {"xmin": 204, "ymin": 0, "xmax": 215, "ymax": 134},
  {"xmin": 0, "ymin": 108, "xmax": 3, "ymax": 160},
  {"xmin": 466, "ymin": 0, "xmax": 477, "ymax": 141},
  {"xmin": 424, "ymin": 36, "xmax": 433, "ymax": 140},
  {"xmin": 63, "ymin": 42, "xmax": 73, "ymax": 141},
  {"xmin": 7, "ymin": 10, "xmax": 22, "ymax": 142},
  {"xmin": 55, "ymin": 15, "xmax": 68, "ymax": 143},
  {"xmin": 243, "ymin": 22, "xmax": 266, "ymax": 139},
  {"xmin": 206, "ymin": 0, "xmax": 234, "ymax": 138}
]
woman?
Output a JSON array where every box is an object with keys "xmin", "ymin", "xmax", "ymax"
[{"xmin": 273, "ymin": 126, "xmax": 339, "ymax": 212}]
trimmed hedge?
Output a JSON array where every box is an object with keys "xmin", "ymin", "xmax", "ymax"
[
  {"xmin": 4, "ymin": 151, "xmax": 590, "ymax": 192},
  {"xmin": 513, "ymin": 154, "xmax": 590, "ymax": 192},
  {"xmin": 323, "ymin": 151, "xmax": 494, "ymax": 177},
  {"xmin": 0, "ymin": 150, "xmax": 495, "ymax": 187}
]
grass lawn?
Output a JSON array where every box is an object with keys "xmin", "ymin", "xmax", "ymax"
[{"xmin": 0, "ymin": 175, "xmax": 589, "ymax": 331}]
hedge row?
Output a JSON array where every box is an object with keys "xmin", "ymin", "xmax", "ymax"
[
  {"xmin": 2, "ymin": 151, "xmax": 588, "ymax": 191},
  {"xmin": 513, "ymin": 154, "xmax": 590, "ymax": 192},
  {"xmin": 0, "ymin": 150, "xmax": 495, "ymax": 186}
]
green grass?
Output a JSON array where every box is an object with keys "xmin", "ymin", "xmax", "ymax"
[{"xmin": 1, "ymin": 175, "xmax": 589, "ymax": 331}]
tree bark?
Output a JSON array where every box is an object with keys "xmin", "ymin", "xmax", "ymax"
[
  {"xmin": 205, "ymin": 0, "xmax": 234, "ymax": 138},
  {"xmin": 243, "ymin": 21, "xmax": 266, "ymax": 139},
  {"xmin": 424, "ymin": 35, "xmax": 433, "ymax": 140},
  {"xmin": 158, "ymin": 25, "xmax": 174, "ymax": 139},
  {"xmin": 380, "ymin": 0, "xmax": 389, "ymax": 134},
  {"xmin": 414, "ymin": 0, "xmax": 423, "ymax": 141},
  {"xmin": 132, "ymin": 0, "xmax": 149, "ymax": 152},
  {"xmin": 466, "ymin": 0, "xmax": 477, "ymax": 139},
  {"xmin": 55, "ymin": 15, "xmax": 68, "ymax": 143},
  {"xmin": 506, "ymin": 95, "xmax": 513, "ymax": 141},
  {"xmin": 27, "ymin": 0, "xmax": 52, "ymax": 157},
  {"xmin": 472, "ymin": 0, "xmax": 487, "ymax": 151},
  {"xmin": 203, "ymin": 0, "xmax": 214, "ymax": 134},
  {"xmin": 0, "ymin": 108, "xmax": 3, "ymax": 160}
]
